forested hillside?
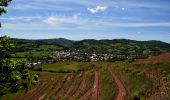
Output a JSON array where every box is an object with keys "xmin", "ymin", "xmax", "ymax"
[
  {"xmin": 71, "ymin": 39, "xmax": 170, "ymax": 55},
  {"xmin": 12, "ymin": 38, "xmax": 170, "ymax": 56}
]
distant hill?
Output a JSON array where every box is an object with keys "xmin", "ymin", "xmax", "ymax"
[
  {"xmin": 70, "ymin": 39, "xmax": 170, "ymax": 55},
  {"xmin": 12, "ymin": 38, "xmax": 74, "ymax": 46},
  {"xmin": 11, "ymin": 38, "xmax": 170, "ymax": 56}
]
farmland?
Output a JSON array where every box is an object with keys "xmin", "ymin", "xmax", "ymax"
[{"xmin": 1, "ymin": 53, "xmax": 170, "ymax": 100}]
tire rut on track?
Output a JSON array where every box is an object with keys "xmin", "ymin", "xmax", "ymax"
[
  {"xmin": 108, "ymin": 66, "xmax": 127, "ymax": 100},
  {"xmin": 79, "ymin": 71, "xmax": 100, "ymax": 100},
  {"xmin": 68, "ymin": 73, "xmax": 86, "ymax": 100},
  {"xmin": 55, "ymin": 75, "xmax": 75, "ymax": 99},
  {"xmin": 31, "ymin": 80, "xmax": 54, "ymax": 100},
  {"xmin": 42, "ymin": 77, "xmax": 67, "ymax": 100},
  {"xmin": 16, "ymin": 81, "xmax": 44, "ymax": 100},
  {"xmin": 18, "ymin": 81, "xmax": 48, "ymax": 100},
  {"xmin": 65, "ymin": 74, "xmax": 84, "ymax": 98}
]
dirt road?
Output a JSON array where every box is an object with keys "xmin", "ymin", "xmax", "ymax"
[
  {"xmin": 108, "ymin": 66, "xmax": 127, "ymax": 100},
  {"xmin": 91, "ymin": 71, "xmax": 99, "ymax": 100},
  {"xmin": 79, "ymin": 71, "xmax": 100, "ymax": 100}
]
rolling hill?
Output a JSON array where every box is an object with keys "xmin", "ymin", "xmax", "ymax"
[{"xmin": 12, "ymin": 38, "xmax": 170, "ymax": 56}]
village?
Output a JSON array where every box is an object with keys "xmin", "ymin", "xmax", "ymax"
[{"xmin": 25, "ymin": 50, "xmax": 146, "ymax": 68}]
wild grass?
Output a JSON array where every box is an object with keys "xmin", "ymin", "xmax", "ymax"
[
  {"xmin": 112, "ymin": 64, "xmax": 152, "ymax": 100},
  {"xmin": 99, "ymin": 68, "xmax": 116, "ymax": 100},
  {"xmin": 41, "ymin": 61, "xmax": 111, "ymax": 73}
]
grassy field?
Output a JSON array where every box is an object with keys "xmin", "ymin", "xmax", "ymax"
[
  {"xmin": 12, "ymin": 51, "xmax": 53, "ymax": 59},
  {"xmin": 41, "ymin": 61, "xmax": 111, "ymax": 73}
]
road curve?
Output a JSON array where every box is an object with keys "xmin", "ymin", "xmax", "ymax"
[
  {"xmin": 108, "ymin": 66, "xmax": 127, "ymax": 100},
  {"xmin": 79, "ymin": 71, "xmax": 99, "ymax": 100}
]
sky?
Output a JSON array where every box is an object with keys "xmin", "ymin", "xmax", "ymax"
[{"xmin": 0, "ymin": 0, "xmax": 170, "ymax": 43}]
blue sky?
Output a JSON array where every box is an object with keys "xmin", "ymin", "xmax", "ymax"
[{"xmin": 0, "ymin": 0, "xmax": 170, "ymax": 43}]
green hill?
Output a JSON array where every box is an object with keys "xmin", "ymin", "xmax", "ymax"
[
  {"xmin": 70, "ymin": 39, "xmax": 170, "ymax": 55},
  {"xmin": 11, "ymin": 38, "xmax": 170, "ymax": 56}
]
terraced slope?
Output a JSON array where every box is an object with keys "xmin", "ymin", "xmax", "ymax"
[
  {"xmin": 16, "ymin": 71, "xmax": 96, "ymax": 100},
  {"xmin": 15, "ymin": 59, "xmax": 170, "ymax": 100},
  {"xmin": 79, "ymin": 71, "xmax": 99, "ymax": 100}
]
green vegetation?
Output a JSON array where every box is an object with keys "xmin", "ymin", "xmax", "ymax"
[
  {"xmin": 0, "ymin": 90, "xmax": 23, "ymax": 100},
  {"xmin": 12, "ymin": 38, "xmax": 170, "ymax": 58},
  {"xmin": 42, "ymin": 61, "xmax": 83, "ymax": 73},
  {"xmin": 113, "ymin": 65, "xmax": 152, "ymax": 100},
  {"xmin": 41, "ymin": 61, "xmax": 111, "ymax": 73},
  {"xmin": 2, "ymin": 0, "xmax": 170, "ymax": 99},
  {"xmin": 99, "ymin": 68, "xmax": 116, "ymax": 100},
  {"xmin": 0, "ymin": 36, "xmax": 37, "ymax": 96},
  {"xmin": 1, "ymin": 36, "xmax": 170, "ymax": 99},
  {"xmin": 129, "ymin": 62, "xmax": 170, "ymax": 99},
  {"xmin": 71, "ymin": 39, "xmax": 170, "ymax": 55},
  {"xmin": 0, "ymin": 0, "xmax": 12, "ymax": 16},
  {"xmin": 13, "ymin": 51, "xmax": 53, "ymax": 61}
]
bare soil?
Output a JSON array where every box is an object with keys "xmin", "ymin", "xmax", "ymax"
[
  {"xmin": 69, "ymin": 73, "xmax": 87, "ymax": 100},
  {"xmin": 79, "ymin": 71, "xmax": 100, "ymax": 100},
  {"xmin": 108, "ymin": 66, "xmax": 127, "ymax": 100},
  {"xmin": 137, "ymin": 53, "xmax": 170, "ymax": 64}
]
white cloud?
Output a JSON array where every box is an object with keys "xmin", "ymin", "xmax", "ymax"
[
  {"xmin": 97, "ymin": 22, "xmax": 170, "ymax": 28},
  {"xmin": 43, "ymin": 14, "xmax": 83, "ymax": 25},
  {"xmin": 88, "ymin": 5, "xmax": 108, "ymax": 14},
  {"xmin": 0, "ymin": 16, "xmax": 43, "ymax": 22},
  {"xmin": 9, "ymin": 2, "xmax": 73, "ymax": 11},
  {"xmin": 121, "ymin": 7, "xmax": 125, "ymax": 11}
]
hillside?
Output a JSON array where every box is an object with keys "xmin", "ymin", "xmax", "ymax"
[
  {"xmin": 12, "ymin": 38, "xmax": 74, "ymax": 46},
  {"xmin": 12, "ymin": 38, "xmax": 170, "ymax": 56},
  {"xmin": 11, "ymin": 38, "xmax": 74, "ymax": 52},
  {"xmin": 71, "ymin": 39, "xmax": 170, "ymax": 55},
  {"xmin": 1, "ymin": 37, "xmax": 170, "ymax": 100}
]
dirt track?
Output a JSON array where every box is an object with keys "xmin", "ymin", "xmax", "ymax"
[
  {"xmin": 108, "ymin": 66, "xmax": 127, "ymax": 100},
  {"xmin": 79, "ymin": 71, "xmax": 100, "ymax": 100},
  {"xmin": 69, "ymin": 74, "xmax": 86, "ymax": 100}
]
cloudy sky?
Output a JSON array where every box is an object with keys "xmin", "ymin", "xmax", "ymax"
[{"xmin": 0, "ymin": 0, "xmax": 170, "ymax": 42}]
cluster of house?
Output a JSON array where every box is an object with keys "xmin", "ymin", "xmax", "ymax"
[
  {"xmin": 25, "ymin": 59, "xmax": 55, "ymax": 68},
  {"xmin": 52, "ymin": 51, "xmax": 146, "ymax": 62},
  {"xmin": 25, "ymin": 50, "xmax": 146, "ymax": 67}
]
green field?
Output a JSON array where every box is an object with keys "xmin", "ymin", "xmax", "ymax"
[{"xmin": 41, "ymin": 61, "xmax": 111, "ymax": 73}]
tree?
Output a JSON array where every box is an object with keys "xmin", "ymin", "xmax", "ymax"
[
  {"xmin": 0, "ymin": 36, "xmax": 37, "ymax": 95},
  {"xmin": 0, "ymin": 0, "xmax": 12, "ymax": 15},
  {"xmin": 0, "ymin": 0, "xmax": 12, "ymax": 27},
  {"xmin": 0, "ymin": 35, "xmax": 15, "ymax": 59}
]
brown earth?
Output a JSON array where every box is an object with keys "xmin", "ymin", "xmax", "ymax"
[
  {"xmin": 68, "ymin": 73, "xmax": 87, "ymax": 100},
  {"xmin": 134, "ymin": 53, "xmax": 170, "ymax": 99},
  {"xmin": 136, "ymin": 53, "xmax": 170, "ymax": 64},
  {"xmin": 55, "ymin": 75, "xmax": 75, "ymax": 99},
  {"xmin": 79, "ymin": 71, "xmax": 100, "ymax": 100},
  {"xmin": 108, "ymin": 66, "xmax": 127, "ymax": 100},
  {"xmin": 144, "ymin": 70, "xmax": 166, "ymax": 100}
]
